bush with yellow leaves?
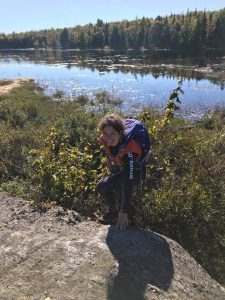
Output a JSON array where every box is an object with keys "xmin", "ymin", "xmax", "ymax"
[{"xmin": 29, "ymin": 125, "xmax": 108, "ymax": 212}]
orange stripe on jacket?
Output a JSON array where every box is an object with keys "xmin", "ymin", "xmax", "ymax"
[{"xmin": 99, "ymin": 134, "xmax": 142, "ymax": 166}]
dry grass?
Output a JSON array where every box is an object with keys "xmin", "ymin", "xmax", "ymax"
[{"xmin": 0, "ymin": 78, "xmax": 33, "ymax": 95}]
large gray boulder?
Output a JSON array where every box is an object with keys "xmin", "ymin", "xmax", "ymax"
[{"xmin": 0, "ymin": 193, "xmax": 224, "ymax": 300}]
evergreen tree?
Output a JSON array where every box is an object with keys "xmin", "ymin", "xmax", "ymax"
[
  {"xmin": 79, "ymin": 31, "xmax": 87, "ymax": 49},
  {"xmin": 1, "ymin": 8, "xmax": 225, "ymax": 54},
  {"xmin": 0, "ymin": 34, "xmax": 9, "ymax": 49},
  {"xmin": 109, "ymin": 27, "xmax": 121, "ymax": 49},
  {"xmin": 60, "ymin": 28, "xmax": 69, "ymax": 49},
  {"xmin": 96, "ymin": 19, "xmax": 104, "ymax": 27},
  {"xmin": 138, "ymin": 27, "xmax": 145, "ymax": 48},
  {"xmin": 103, "ymin": 23, "xmax": 110, "ymax": 46},
  {"xmin": 120, "ymin": 29, "xmax": 127, "ymax": 50}
]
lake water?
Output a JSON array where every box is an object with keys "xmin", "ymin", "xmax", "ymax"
[{"xmin": 0, "ymin": 49, "xmax": 225, "ymax": 119}]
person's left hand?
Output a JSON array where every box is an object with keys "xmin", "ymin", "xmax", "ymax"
[{"xmin": 116, "ymin": 211, "xmax": 129, "ymax": 230}]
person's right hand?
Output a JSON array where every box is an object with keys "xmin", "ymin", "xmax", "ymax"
[{"xmin": 116, "ymin": 211, "xmax": 129, "ymax": 230}]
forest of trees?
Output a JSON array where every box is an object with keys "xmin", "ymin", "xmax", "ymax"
[{"xmin": 0, "ymin": 8, "xmax": 225, "ymax": 56}]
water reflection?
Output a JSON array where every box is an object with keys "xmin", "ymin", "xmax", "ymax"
[
  {"xmin": 0, "ymin": 49, "xmax": 224, "ymax": 83},
  {"xmin": 0, "ymin": 49, "xmax": 225, "ymax": 118}
]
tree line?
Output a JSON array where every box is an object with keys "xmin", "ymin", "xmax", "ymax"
[{"xmin": 0, "ymin": 8, "xmax": 225, "ymax": 56}]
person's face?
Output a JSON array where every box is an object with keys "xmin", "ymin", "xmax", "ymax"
[{"xmin": 102, "ymin": 125, "xmax": 122, "ymax": 147}]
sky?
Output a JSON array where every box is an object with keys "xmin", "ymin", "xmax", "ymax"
[{"xmin": 1, "ymin": 0, "xmax": 225, "ymax": 34}]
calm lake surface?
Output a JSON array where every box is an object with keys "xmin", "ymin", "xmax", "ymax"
[{"xmin": 0, "ymin": 49, "xmax": 225, "ymax": 118}]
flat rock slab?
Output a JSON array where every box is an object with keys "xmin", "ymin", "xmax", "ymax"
[{"xmin": 0, "ymin": 193, "xmax": 224, "ymax": 300}]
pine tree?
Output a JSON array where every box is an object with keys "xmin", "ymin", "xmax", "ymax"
[{"xmin": 60, "ymin": 28, "xmax": 69, "ymax": 49}]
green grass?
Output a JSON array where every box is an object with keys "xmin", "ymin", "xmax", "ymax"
[{"xmin": 0, "ymin": 81, "xmax": 224, "ymax": 286}]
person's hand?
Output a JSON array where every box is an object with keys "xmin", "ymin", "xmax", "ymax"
[{"xmin": 116, "ymin": 211, "xmax": 129, "ymax": 230}]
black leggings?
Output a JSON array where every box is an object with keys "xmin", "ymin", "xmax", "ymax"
[{"xmin": 97, "ymin": 171, "xmax": 141, "ymax": 212}]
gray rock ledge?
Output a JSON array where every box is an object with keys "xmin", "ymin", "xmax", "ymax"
[{"xmin": 0, "ymin": 193, "xmax": 224, "ymax": 300}]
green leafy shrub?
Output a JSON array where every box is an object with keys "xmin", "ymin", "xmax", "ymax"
[
  {"xmin": 136, "ymin": 122, "xmax": 225, "ymax": 284},
  {"xmin": 0, "ymin": 123, "xmax": 45, "ymax": 181},
  {"xmin": 29, "ymin": 126, "xmax": 108, "ymax": 213},
  {"xmin": 0, "ymin": 80, "xmax": 224, "ymax": 285}
]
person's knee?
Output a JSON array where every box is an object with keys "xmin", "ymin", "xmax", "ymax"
[{"xmin": 96, "ymin": 178, "xmax": 109, "ymax": 193}]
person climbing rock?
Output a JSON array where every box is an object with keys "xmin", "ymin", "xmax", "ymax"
[{"xmin": 97, "ymin": 113, "xmax": 150, "ymax": 230}]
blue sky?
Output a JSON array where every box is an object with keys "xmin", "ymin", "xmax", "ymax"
[{"xmin": 1, "ymin": 0, "xmax": 225, "ymax": 34}]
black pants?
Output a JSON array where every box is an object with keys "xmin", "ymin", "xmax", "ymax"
[{"xmin": 97, "ymin": 170, "xmax": 142, "ymax": 213}]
